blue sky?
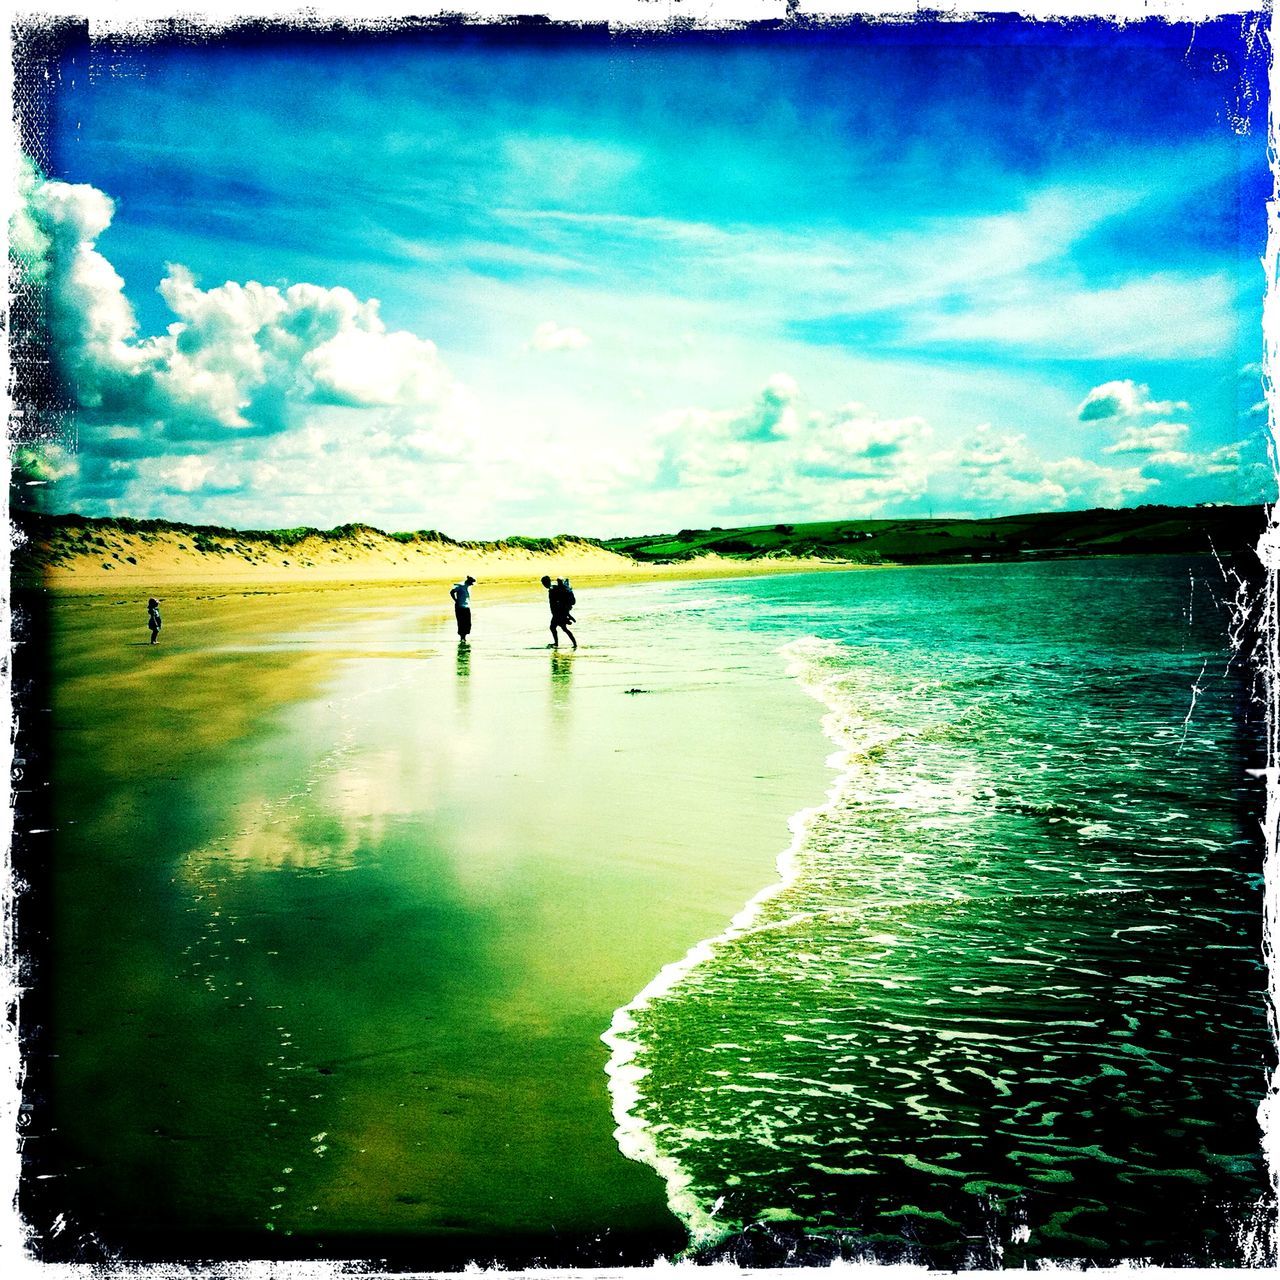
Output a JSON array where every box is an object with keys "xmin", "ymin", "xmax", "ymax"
[{"xmin": 15, "ymin": 16, "xmax": 1275, "ymax": 536}]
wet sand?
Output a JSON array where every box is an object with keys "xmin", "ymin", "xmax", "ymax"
[{"xmin": 20, "ymin": 576, "xmax": 835, "ymax": 1265}]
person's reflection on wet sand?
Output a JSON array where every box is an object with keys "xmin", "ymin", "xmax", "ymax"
[
  {"xmin": 455, "ymin": 638, "xmax": 471, "ymax": 710},
  {"xmin": 549, "ymin": 648, "xmax": 573, "ymax": 733}
]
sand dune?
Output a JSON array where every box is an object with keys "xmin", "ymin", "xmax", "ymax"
[{"xmin": 14, "ymin": 514, "xmax": 855, "ymax": 590}]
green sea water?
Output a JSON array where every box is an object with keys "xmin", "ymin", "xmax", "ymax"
[{"xmin": 607, "ymin": 555, "xmax": 1273, "ymax": 1266}]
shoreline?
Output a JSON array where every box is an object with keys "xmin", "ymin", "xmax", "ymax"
[{"xmin": 602, "ymin": 635, "xmax": 853, "ymax": 1249}]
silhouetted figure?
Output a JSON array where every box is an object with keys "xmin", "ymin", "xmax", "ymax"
[
  {"xmin": 147, "ymin": 597, "xmax": 162, "ymax": 645},
  {"xmin": 450, "ymin": 575, "xmax": 476, "ymax": 641},
  {"xmin": 540, "ymin": 575, "xmax": 577, "ymax": 650}
]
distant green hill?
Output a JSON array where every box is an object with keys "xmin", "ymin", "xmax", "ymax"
[{"xmin": 602, "ymin": 504, "xmax": 1269, "ymax": 564}]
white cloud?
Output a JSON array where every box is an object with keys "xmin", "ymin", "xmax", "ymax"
[
  {"xmin": 156, "ymin": 454, "xmax": 244, "ymax": 495},
  {"xmin": 796, "ymin": 404, "xmax": 930, "ymax": 480},
  {"xmin": 1078, "ymin": 379, "xmax": 1190, "ymax": 422},
  {"xmin": 25, "ymin": 170, "xmax": 147, "ymax": 408},
  {"xmin": 1040, "ymin": 455, "xmax": 1157, "ymax": 509},
  {"xmin": 944, "ymin": 424, "xmax": 1155, "ymax": 511},
  {"xmin": 18, "ymin": 156, "xmax": 1265, "ymax": 535},
  {"xmin": 1140, "ymin": 441, "xmax": 1248, "ymax": 480},
  {"xmin": 501, "ymin": 151, "xmax": 1241, "ymax": 365},
  {"xmin": 919, "ymin": 274, "xmax": 1238, "ymax": 363},
  {"xmin": 529, "ymin": 320, "xmax": 591, "ymax": 352},
  {"xmin": 1102, "ymin": 422, "xmax": 1191, "ymax": 454},
  {"xmin": 303, "ymin": 325, "xmax": 444, "ymax": 407},
  {"xmin": 21, "ymin": 167, "xmax": 453, "ymax": 440},
  {"xmin": 734, "ymin": 373, "xmax": 800, "ymax": 442},
  {"xmin": 11, "ymin": 158, "xmax": 54, "ymax": 284},
  {"xmin": 652, "ymin": 376, "xmax": 932, "ymax": 515}
]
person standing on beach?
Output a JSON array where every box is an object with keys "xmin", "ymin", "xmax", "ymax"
[
  {"xmin": 540, "ymin": 575, "xmax": 577, "ymax": 650},
  {"xmin": 450, "ymin": 575, "xmax": 476, "ymax": 641},
  {"xmin": 147, "ymin": 597, "xmax": 162, "ymax": 645}
]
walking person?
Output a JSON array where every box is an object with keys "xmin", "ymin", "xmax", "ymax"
[
  {"xmin": 450, "ymin": 575, "xmax": 476, "ymax": 641},
  {"xmin": 147, "ymin": 597, "xmax": 162, "ymax": 645},
  {"xmin": 540, "ymin": 575, "xmax": 577, "ymax": 650}
]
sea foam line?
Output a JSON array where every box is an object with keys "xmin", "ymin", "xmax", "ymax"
[{"xmin": 601, "ymin": 635, "xmax": 864, "ymax": 1251}]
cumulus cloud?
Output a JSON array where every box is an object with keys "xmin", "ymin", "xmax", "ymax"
[
  {"xmin": 794, "ymin": 403, "xmax": 930, "ymax": 480},
  {"xmin": 17, "ymin": 159, "xmax": 1267, "ymax": 533},
  {"xmin": 1139, "ymin": 440, "xmax": 1248, "ymax": 480},
  {"xmin": 529, "ymin": 320, "xmax": 590, "ymax": 352},
  {"xmin": 157, "ymin": 454, "xmax": 245, "ymax": 496},
  {"xmin": 652, "ymin": 377, "xmax": 795, "ymax": 485},
  {"xmin": 948, "ymin": 427, "xmax": 1072, "ymax": 508},
  {"xmin": 951, "ymin": 422, "xmax": 1265, "ymax": 512},
  {"xmin": 11, "ymin": 157, "xmax": 54, "ymax": 284},
  {"xmin": 647, "ymin": 377, "xmax": 1251, "ymax": 522},
  {"xmin": 732, "ymin": 373, "xmax": 801, "ymax": 442},
  {"xmin": 652, "ymin": 376, "xmax": 932, "ymax": 515},
  {"xmin": 20, "ymin": 165, "xmax": 452, "ymax": 442},
  {"xmin": 1102, "ymin": 422, "xmax": 1191, "ymax": 455},
  {"xmin": 1077, "ymin": 379, "xmax": 1189, "ymax": 422},
  {"xmin": 946, "ymin": 424, "xmax": 1155, "ymax": 510},
  {"xmin": 1041, "ymin": 455, "xmax": 1158, "ymax": 509}
]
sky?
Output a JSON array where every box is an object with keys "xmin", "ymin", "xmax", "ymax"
[{"xmin": 11, "ymin": 16, "xmax": 1277, "ymax": 538}]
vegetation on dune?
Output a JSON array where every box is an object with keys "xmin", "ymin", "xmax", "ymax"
[
  {"xmin": 388, "ymin": 529, "xmax": 451, "ymax": 545},
  {"xmin": 9, "ymin": 508, "xmax": 618, "ymax": 576}
]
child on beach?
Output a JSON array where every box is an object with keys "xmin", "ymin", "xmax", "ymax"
[{"xmin": 147, "ymin": 597, "xmax": 162, "ymax": 645}]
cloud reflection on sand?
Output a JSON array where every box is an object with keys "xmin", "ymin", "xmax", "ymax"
[{"xmin": 179, "ymin": 742, "xmax": 436, "ymax": 881}]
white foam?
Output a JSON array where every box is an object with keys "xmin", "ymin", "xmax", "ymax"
[{"xmin": 601, "ymin": 633, "xmax": 870, "ymax": 1249}]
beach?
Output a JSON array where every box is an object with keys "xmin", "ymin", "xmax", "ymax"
[
  {"xmin": 18, "ymin": 568, "xmax": 837, "ymax": 1264},
  {"xmin": 16, "ymin": 554, "xmax": 1269, "ymax": 1267}
]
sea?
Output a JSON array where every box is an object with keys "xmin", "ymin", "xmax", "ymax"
[{"xmin": 604, "ymin": 554, "xmax": 1273, "ymax": 1267}]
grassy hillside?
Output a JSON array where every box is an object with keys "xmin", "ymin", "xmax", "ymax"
[{"xmin": 602, "ymin": 504, "xmax": 1269, "ymax": 564}]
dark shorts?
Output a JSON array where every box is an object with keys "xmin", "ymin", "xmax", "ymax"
[
  {"xmin": 551, "ymin": 611, "xmax": 573, "ymax": 627},
  {"xmin": 455, "ymin": 605, "xmax": 472, "ymax": 637}
]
